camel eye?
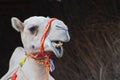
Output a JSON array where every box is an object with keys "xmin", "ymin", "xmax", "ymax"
[{"xmin": 29, "ymin": 26, "xmax": 38, "ymax": 34}]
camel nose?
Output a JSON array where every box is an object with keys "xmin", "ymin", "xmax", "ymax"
[{"xmin": 66, "ymin": 31, "xmax": 70, "ymax": 42}]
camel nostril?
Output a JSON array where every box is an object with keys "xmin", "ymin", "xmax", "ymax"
[{"xmin": 32, "ymin": 45, "xmax": 35, "ymax": 49}]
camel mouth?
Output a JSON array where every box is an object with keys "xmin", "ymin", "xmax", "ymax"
[
  {"xmin": 28, "ymin": 40, "xmax": 64, "ymax": 58},
  {"xmin": 52, "ymin": 41, "xmax": 63, "ymax": 48},
  {"xmin": 51, "ymin": 41, "xmax": 64, "ymax": 58}
]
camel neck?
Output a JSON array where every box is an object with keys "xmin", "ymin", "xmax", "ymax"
[{"xmin": 17, "ymin": 58, "xmax": 47, "ymax": 80}]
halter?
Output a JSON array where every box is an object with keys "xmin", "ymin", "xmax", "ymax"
[
  {"xmin": 11, "ymin": 18, "xmax": 57, "ymax": 80},
  {"xmin": 27, "ymin": 18, "xmax": 57, "ymax": 59}
]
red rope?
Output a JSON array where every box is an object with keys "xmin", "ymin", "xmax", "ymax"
[
  {"xmin": 11, "ymin": 70, "xmax": 17, "ymax": 80},
  {"xmin": 39, "ymin": 18, "xmax": 56, "ymax": 57},
  {"xmin": 39, "ymin": 18, "xmax": 56, "ymax": 80}
]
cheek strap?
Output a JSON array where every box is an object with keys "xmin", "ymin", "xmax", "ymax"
[{"xmin": 39, "ymin": 18, "xmax": 57, "ymax": 57}]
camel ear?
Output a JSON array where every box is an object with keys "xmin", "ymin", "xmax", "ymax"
[{"xmin": 11, "ymin": 17, "xmax": 24, "ymax": 32}]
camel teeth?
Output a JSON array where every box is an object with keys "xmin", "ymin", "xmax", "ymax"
[{"xmin": 54, "ymin": 42, "xmax": 63, "ymax": 47}]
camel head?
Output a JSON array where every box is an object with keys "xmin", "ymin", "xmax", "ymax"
[{"xmin": 11, "ymin": 16, "xmax": 70, "ymax": 58}]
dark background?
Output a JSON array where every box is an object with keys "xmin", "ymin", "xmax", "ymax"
[{"xmin": 1, "ymin": 0, "xmax": 120, "ymax": 80}]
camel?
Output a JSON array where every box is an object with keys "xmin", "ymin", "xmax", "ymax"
[{"xmin": 0, "ymin": 16, "xmax": 70, "ymax": 80}]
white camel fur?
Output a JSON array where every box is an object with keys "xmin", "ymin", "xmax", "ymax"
[{"xmin": 1, "ymin": 16, "xmax": 70, "ymax": 80}]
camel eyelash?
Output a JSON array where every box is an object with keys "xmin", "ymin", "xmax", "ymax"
[{"xmin": 29, "ymin": 26, "xmax": 38, "ymax": 34}]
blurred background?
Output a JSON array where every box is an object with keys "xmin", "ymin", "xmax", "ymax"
[{"xmin": 0, "ymin": 0, "xmax": 120, "ymax": 80}]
